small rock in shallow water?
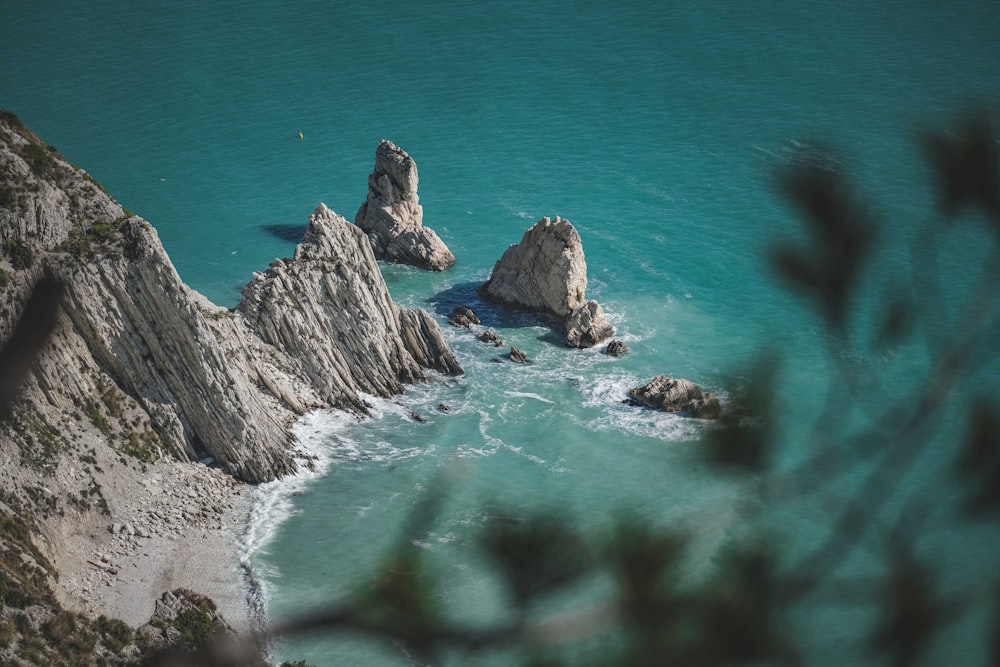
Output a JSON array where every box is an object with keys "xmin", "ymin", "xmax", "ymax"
[
  {"xmin": 448, "ymin": 305, "xmax": 480, "ymax": 328},
  {"xmin": 478, "ymin": 329, "xmax": 503, "ymax": 347},
  {"xmin": 604, "ymin": 339, "xmax": 629, "ymax": 357},
  {"xmin": 508, "ymin": 347, "xmax": 529, "ymax": 363},
  {"xmin": 626, "ymin": 375, "xmax": 721, "ymax": 419}
]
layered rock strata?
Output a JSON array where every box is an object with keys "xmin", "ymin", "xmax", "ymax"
[
  {"xmin": 0, "ymin": 112, "xmax": 466, "ymax": 655},
  {"xmin": 480, "ymin": 216, "xmax": 614, "ymax": 348},
  {"xmin": 0, "ymin": 114, "xmax": 461, "ymax": 487},
  {"xmin": 627, "ymin": 375, "xmax": 722, "ymax": 419},
  {"xmin": 238, "ymin": 203, "xmax": 462, "ymax": 413},
  {"xmin": 355, "ymin": 140, "xmax": 455, "ymax": 270}
]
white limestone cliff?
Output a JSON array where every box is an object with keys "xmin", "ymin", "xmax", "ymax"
[
  {"xmin": 0, "ymin": 114, "xmax": 461, "ymax": 485},
  {"xmin": 238, "ymin": 203, "xmax": 462, "ymax": 412}
]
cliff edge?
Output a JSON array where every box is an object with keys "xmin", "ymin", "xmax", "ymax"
[
  {"xmin": 0, "ymin": 111, "xmax": 460, "ymax": 485},
  {"xmin": 0, "ymin": 111, "xmax": 463, "ymax": 654}
]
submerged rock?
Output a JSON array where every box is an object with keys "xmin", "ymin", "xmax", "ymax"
[
  {"xmin": 354, "ymin": 140, "xmax": 455, "ymax": 271},
  {"xmin": 627, "ymin": 375, "xmax": 721, "ymax": 419},
  {"xmin": 480, "ymin": 216, "xmax": 613, "ymax": 348}
]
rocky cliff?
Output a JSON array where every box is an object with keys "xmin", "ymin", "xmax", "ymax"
[
  {"xmin": 0, "ymin": 112, "xmax": 460, "ymax": 485},
  {"xmin": 354, "ymin": 140, "xmax": 455, "ymax": 271},
  {"xmin": 238, "ymin": 203, "xmax": 462, "ymax": 413},
  {"xmin": 480, "ymin": 216, "xmax": 614, "ymax": 348},
  {"xmin": 0, "ymin": 110, "xmax": 464, "ymax": 659}
]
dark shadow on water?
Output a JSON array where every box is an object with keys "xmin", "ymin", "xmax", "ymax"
[
  {"xmin": 262, "ymin": 224, "xmax": 307, "ymax": 243},
  {"xmin": 430, "ymin": 281, "xmax": 565, "ymax": 341}
]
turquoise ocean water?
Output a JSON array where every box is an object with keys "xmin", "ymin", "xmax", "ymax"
[{"xmin": 3, "ymin": 2, "xmax": 999, "ymax": 664}]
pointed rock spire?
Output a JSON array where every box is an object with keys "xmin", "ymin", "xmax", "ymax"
[{"xmin": 355, "ymin": 140, "xmax": 455, "ymax": 271}]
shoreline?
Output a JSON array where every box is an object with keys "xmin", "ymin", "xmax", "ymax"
[
  {"xmin": 43, "ymin": 409, "xmax": 339, "ymax": 652},
  {"xmin": 51, "ymin": 458, "xmax": 262, "ymax": 636}
]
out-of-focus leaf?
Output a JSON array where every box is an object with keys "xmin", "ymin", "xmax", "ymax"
[
  {"xmin": 479, "ymin": 513, "xmax": 592, "ymax": 609},
  {"xmin": 0, "ymin": 276, "xmax": 63, "ymax": 414},
  {"xmin": 992, "ymin": 583, "xmax": 1000, "ymax": 667},
  {"xmin": 605, "ymin": 520, "xmax": 687, "ymax": 666},
  {"xmin": 702, "ymin": 356, "xmax": 777, "ymax": 474},
  {"xmin": 867, "ymin": 543, "xmax": 950, "ymax": 667},
  {"xmin": 607, "ymin": 520, "xmax": 685, "ymax": 617},
  {"xmin": 688, "ymin": 543, "xmax": 792, "ymax": 666},
  {"xmin": 955, "ymin": 398, "xmax": 1000, "ymax": 517},
  {"xmin": 772, "ymin": 150, "xmax": 878, "ymax": 330},
  {"xmin": 922, "ymin": 112, "xmax": 1000, "ymax": 223},
  {"xmin": 874, "ymin": 283, "xmax": 915, "ymax": 348},
  {"xmin": 356, "ymin": 550, "xmax": 441, "ymax": 658}
]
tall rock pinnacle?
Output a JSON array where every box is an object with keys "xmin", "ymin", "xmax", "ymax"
[{"xmin": 354, "ymin": 140, "xmax": 455, "ymax": 271}]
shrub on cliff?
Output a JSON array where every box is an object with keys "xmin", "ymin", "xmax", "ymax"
[
  {"xmin": 15, "ymin": 142, "xmax": 54, "ymax": 179},
  {"xmin": 2, "ymin": 239, "xmax": 33, "ymax": 270}
]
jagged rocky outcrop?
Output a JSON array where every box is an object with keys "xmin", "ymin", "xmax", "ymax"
[
  {"xmin": 0, "ymin": 116, "xmax": 293, "ymax": 483},
  {"xmin": 0, "ymin": 114, "xmax": 461, "ymax": 485},
  {"xmin": 448, "ymin": 305, "xmax": 480, "ymax": 328},
  {"xmin": 626, "ymin": 375, "xmax": 722, "ymax": 419},
  {"xmin": 507, "ymin": 347, "xmax": 529, "ymax": 363},
  {"xmin": 480, "ymin": 216, "xmax": 614, "ymax": 348},
  {"xmin": 238, "ymin": 203, "xmax": 462, "ymax": 412},
  {"xmin": 0, "ymin": 111, "xmax": 467, "ymax": 660},
  {"xmin": 354, "ymin": 140, "xmax": 455, "ymax": 271}
]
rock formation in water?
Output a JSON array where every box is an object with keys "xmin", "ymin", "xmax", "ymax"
[
  {"xmin": 604, "ymin": 339, "xmax": 629, "ymax": 356},
  {"xmin": 238, "ymin": 203, "xmax": 462, "ymax": 413},
  {"xmin": 480, "ymin": 216, "xmax": 614, "ymax": 348},
  {"xmin": 448, "ymin": 305, "xmax": 480, "ymax": 328},
  {"xmin": 0, "ymin": 113, "xmax": 461, "ymax": 488},
  {"xmin": 354, "ymin": 140, "xmax": 455, "ymax": 271},
  {"xmin": 479, "ymin": 329, "xmax": 504, "ymax": 347},
  {"xmin": 0, "ymin": 111, "xmax": 467, "ymax": 661},
  {"xmin": 508, "ymin": 346, "xmax": 529, "ymax": 363},
  {"xmin": 626, "ymin": 375, "xmax": 721, "ymax": 419}
]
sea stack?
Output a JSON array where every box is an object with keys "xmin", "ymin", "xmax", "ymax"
[
  {"xmin": 480, "ymin": 216, "xmax": 614, "ymax": 348},
  {"xmin": 354, "ymin": 140, "xmax": 455, "ymax": 271}
]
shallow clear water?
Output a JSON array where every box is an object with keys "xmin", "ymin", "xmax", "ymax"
[{"xmin": 3, "ymin": 2, "xmax": 999, "ymax": 664}]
